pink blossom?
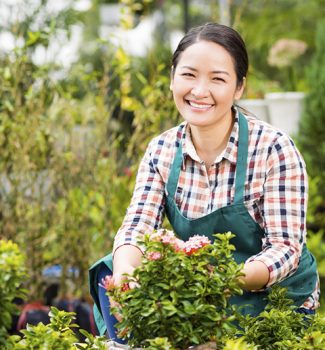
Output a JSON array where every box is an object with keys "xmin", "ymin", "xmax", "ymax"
[
  {"xmin": 150, "ymin": 229, "xmax": 185, "ymax": 251},
  {"xmin": 147, "ymin": 251, "xmax": 162, "ymax": 260},
  {"xmin": 121, "ymin": 283, "xmax": 130, "ymax": 292},
  {"xmin": 183, "ymin": 235, "xmax": 211, "ymax": 255},
  {"xmin": 99, "ymin": 275, "xmax": 130, "ymax": 293},
  {"xmin": 99, "ymin": 275, "xmax": 115, "ymax": 291},
  {"xmin": 151, "ymin": 229, "xmax": 175, "ymax": 243},
  {"xmin": 173, "ymin": 238, "xmax": 186, "ymax": 252}
]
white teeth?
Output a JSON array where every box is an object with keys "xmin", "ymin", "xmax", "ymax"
[{"xmin": 188, "ymin": 101, "xmax": 212, "ymax": 109}]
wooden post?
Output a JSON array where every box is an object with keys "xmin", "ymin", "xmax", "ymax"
[
  {"xmin": 183, "ymin": 0, "xmax": 190, "ymax": 32},
  {"xmin": 219, "ymin": 0, "xmax": 230, "ymax": 26}
]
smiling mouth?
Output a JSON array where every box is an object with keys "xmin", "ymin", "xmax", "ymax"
[{"xmin": 186, "ymin": 100, "xmax": 214, "ymax": 109}]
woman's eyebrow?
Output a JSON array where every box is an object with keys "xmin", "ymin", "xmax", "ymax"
[{"xmin": 180, "ymin": 66, "xmax": 230, "ymax": 76}]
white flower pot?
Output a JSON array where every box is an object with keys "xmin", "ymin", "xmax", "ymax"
[
  {"xmin": 265, "ymin": 92, "xmax": 305, "ymax": 136},
  {"xmin": 237, "ymin": 99, "xmax": 270, "ymax": 123}
]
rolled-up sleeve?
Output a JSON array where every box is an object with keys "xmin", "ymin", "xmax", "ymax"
[
  {"xmin": 247, "ymin": 134, "xmax": 308, "ymax": 288},
  {"xmin": 113, "ymin": 139, "xmax": 166, "ymax": 254}
]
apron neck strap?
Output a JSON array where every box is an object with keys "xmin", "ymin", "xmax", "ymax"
[
  {"xmin": 166, "ymin": 112, "xmax": 249, "ymax": 204},
  {"xmin": 233, "ymin": 112, "xmax": 249, "ymax": 204},
  {"xmin": 166, "ymin": 140, "xmax": 183, "ymax": 197}
]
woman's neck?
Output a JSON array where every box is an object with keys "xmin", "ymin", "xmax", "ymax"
[{"xmin": 189, "ymin": 112, "xmax": 234, "ymax": 168}]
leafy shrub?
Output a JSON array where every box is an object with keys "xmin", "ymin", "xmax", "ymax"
[
  {"xmin": 299, "ymin": 20, "xmax": 325, "ymax": 200},
  {"xmin": 4, "ymin": 307, "xmax": 107, "ymax": 350},
  {"xmin": 0, "ymin": 28, "xmax": 133, "ymax": 298},
  {"xmin": 0, "ymin": 240, "xmax": 26, "ymax": 347},
  {"xmin": 239, "ymin": 286, "xmax": 325, "ymax": 349},
  {"xmin": 105, "ymin": 231, "xmax": 243, "ymax": 349}
]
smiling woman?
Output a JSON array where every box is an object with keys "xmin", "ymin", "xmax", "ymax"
[
  {"xmin": 89, "ymin": 23, "xmax": 320, "ymax": 342},
  {"xmin": 170, "ymin": 40, "xmax": 245, "ymax": 166}
]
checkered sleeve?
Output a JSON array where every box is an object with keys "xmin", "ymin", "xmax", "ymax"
[
  {"xmin": 113, "ymin": 138, "xmax": 166, "ymax": 254},
  {"xmin": 247, "ymin": 134, "xmax": 308, "ymax": 287}
]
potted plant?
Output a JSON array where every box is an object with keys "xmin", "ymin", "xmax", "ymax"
[
  {"xmin": 102, "ymin": 230, "xmax": 244, "ymax": 350},
  {"xmin": 265, "ymin": 38, "xmax": 308, "ymax": 135}
]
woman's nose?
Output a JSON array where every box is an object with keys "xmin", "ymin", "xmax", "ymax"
[{"xmin": 190, "ymin": 81, "xmax": 209, "ymax": 98}]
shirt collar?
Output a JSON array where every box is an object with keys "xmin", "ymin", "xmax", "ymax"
[{"xmin": 181, "ymin": 108, "xmax": 240, "ymax": 166}]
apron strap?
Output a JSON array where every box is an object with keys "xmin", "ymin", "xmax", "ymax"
[
  {"xmin": 166, "ymin": 141, "xmax": 183, "ymax": 197},
  {"xmin": 233, "ymin": 112, "xmax": 249, "ymax": 204}
]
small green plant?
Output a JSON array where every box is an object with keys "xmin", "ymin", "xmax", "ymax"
[
  {"xmin": 8, "ymin": 307, "xmax": 78, "ymax": 350},
  {"xmin": 239, "ymin": 286, "xmax": 325, "ymax": 349},
  {"xmin": 4, "ymin": 307, "xmax": 108, "ymax": 350},
  {"xmin": 104, "ymin": 230, "xmax": 244, "ymax": 349},
  {"xmin": 0, "ymin": 240, "xmax": 27, "ymax": 347},
  {"xmin": 222, "ymin": 338, "xmax": 257, "ymax": 350},
  {"xmin": 74, "ymin": 330, "xmax": 107, "ymax": 350}
]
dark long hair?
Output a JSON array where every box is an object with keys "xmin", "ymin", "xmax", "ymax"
[{"xmin": 172, "ymin": 23, "xmax": 248, "ymax": 88}]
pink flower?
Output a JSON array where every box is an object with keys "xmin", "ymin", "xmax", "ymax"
[
  {"xmin": 147, "ymin": 251, "xmax": 162, "ymax": 260},
  {"xmin": 121, "ymin": 283, "xmax": 130, "ymax": 292},
  {"xmin": 173, "ymin": 238, "xmax": 186, "ymax": 252},
  {"xmin": 150, "ymin": 229, "xmax": 185, "ymax": 251},
  {"xmin": 99, "ymin": 275, "xmax": 130, "ymax": 293},
  {"xmin": 183, "ymin": 235, "xmax": 211, "ymax": 256},
  {"xmin": 99, "ymin": 275, "xmax": 115, "ymax": 291},
  {"xmin": 151, "ymin": 229, "xmax": 175, "ymax": 243}
]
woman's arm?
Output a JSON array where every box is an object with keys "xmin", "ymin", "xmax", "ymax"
[
  {"xmin": 245, "ymin": 134, "xmax": 307, "ymax": 289},
  {"xmin": 241, "ymin": 261, "xmax": 270, "ymax": 291},
  {"xmin": 112, "ymin": 138, "xmax": 167, "ymax": 285},
  {"xmin": 112, "ymin": 245, "xmax": 143, "ymax": 286}
]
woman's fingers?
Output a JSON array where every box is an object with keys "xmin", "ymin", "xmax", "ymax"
[{"xmin": 109, "ymin": 296, "xmax": 123, "ymax": 322}]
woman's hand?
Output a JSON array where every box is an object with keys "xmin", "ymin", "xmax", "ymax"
[
  {"xmin": 111, "ymin": 265, "xmax": 136, "ymax": 288},
  {"xmin": 110, "ymin": 245, "xmax": 143, "ymax": 321},
  {"xmin": 108, "ymin": 265, "xmax": 136, "ymax": 322}
]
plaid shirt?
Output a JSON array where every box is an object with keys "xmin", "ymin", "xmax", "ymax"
[{"xmin": 113, "ymin": 109, "xmax": 320, "ymax": 309}]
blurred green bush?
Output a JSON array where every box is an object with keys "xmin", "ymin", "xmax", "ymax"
[{"xmin": 0, "ymin": 240, "xmax": 26, "ymax": 347}]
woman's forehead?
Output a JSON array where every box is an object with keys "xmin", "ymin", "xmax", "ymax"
[{"xmin": 175, "ymin": 40, "xmax": 236, "ymax": 72}]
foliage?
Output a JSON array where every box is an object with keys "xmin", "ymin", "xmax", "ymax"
[
  {"xmin": 0, "ymin": 240, "xmax": 27, "ymax": 347},
  {"xmin": 125, "ymin": 62, "xmax": 179, "ymax": 161},
  {"xmin": 298, "ymin": 19, "xmax": 325, "ymax": 195},
  {"xmin": 298, "ymin": 20, "xmax": 325, "ymax": 294},
  {"xmin": 307, "ymin": 230, "xmax": 325, "ymax": 277},
  {"xmin": 222, "ymin": 338, "xmax": 257, "ymax": 350},
  {"xmin": 3, "ymin": 307, "xmax": 108, "ymax": 350},
  {"xmin": 236, "ymin": 0, "xmax": 325, "ymax": 92},
  {"xmin": 105, "ymin": 231, "xmax": 243, "ymax": 349},
  {"xmin": 0, "ymin": 1, "xmax": 136, "ymax": 298},
  {"xmin": 1, "ymin": 241, "xmax": 324, "ymax": 349},
  {"xmin": 239, "ymin": 286, "xmax": 325, "ymax": 349}
]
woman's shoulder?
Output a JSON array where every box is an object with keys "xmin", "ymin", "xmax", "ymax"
[
  {"xmin": 244, "ymin": 113, "xmax": 296, "ymax": 149},
  {"xmin": 148, "ymin": 122, "xmax": 186, "ymax": 153}
]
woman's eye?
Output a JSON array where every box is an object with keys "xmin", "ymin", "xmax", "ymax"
[
  {"xmin": 181, "ymin": 73, "xmax": 195, "ymax": 77},
  {"xmin": 213, "ymin": 77, "xmax": 225, "ymax": 82}
]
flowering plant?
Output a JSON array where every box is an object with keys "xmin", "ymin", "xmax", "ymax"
[
  {"xmin": 102, "ymin": 230, "xmax": 244, "ymax": 349},
  {"xmin": 267, "ymin": 38, "xmax": 308, "ymax": 91}
]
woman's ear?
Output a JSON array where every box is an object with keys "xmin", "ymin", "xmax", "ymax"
[
  {"xmin": 170, "ymin": 66, "xmax": 174, "ymax": 91},
  {"xmin": 234, "ymin": 77, "xmax": 246, "ymax": 101}
]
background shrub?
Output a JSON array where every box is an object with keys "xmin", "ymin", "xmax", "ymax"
[{"xmin": 0, "ymin": 240, "xmax": 26, "ymax": 347}]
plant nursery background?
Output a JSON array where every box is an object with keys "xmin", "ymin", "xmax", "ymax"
[{"xmin": 0, "ymin": 0, "xmax": 325, "ymax": 326}]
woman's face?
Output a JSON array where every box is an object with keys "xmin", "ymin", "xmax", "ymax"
[{"xmin": 170, "ymin": 40, "xmax": 244, "ymax": 129}]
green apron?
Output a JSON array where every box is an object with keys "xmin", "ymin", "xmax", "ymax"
[
  {"xmin": 165, "ymin": 112, "xmax": 318, "ymax": 315},
  {"xmin": 89, "ymin": 112, "xmax": 318, "ymax": 334},
  {"xmin": 89, "ymin": 254, "xmax": 114, "ymax": 335}
]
